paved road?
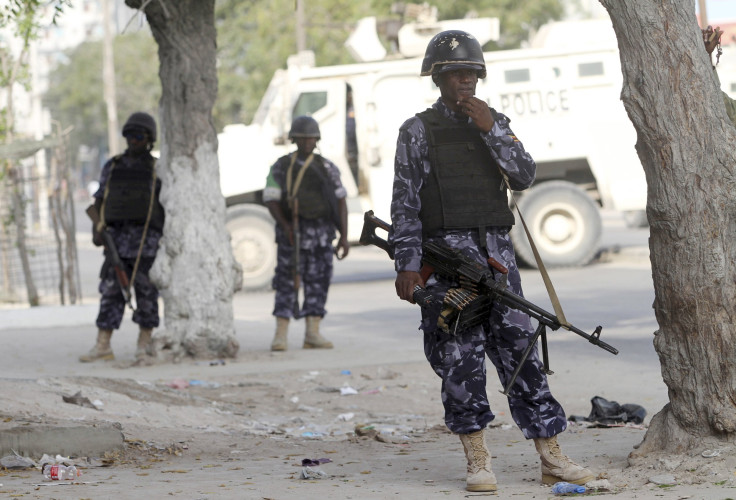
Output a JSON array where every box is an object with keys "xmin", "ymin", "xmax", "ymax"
[{"xmin": 0, "ymin": 210, "xmax": 661, "ymax": 414}]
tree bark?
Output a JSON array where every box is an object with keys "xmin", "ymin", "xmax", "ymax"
[
  {"xmin": 601, "ymin": 0, "xmax": 736, "ymax": 455},
  {"xmin": 10, "ymin": 164, "xmax": 39, "ymax": 307},
  {"xmin": 126, "ymin": 0, "xmax": 242, "ymax": 360}
]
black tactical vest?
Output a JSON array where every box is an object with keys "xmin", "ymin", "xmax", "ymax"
[
  {"xmin": 103, "ymin": 155, "xmax": 165, "ymax": 231},
  {"xmin": 280, "ymin": 155, "xmax": 339, "ymax": 224},
  {"xmin": 417, "ymin": 108, "xmax": 514, "ymax": 236}
]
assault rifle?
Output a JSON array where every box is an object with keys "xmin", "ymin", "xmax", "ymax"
[
  {"xmin": 86, "ymin": 204, "xmax": 135, "ymax": 311},
  {"xmin": 360, "ymin": 210, "xmax": 618, "ymax": 395},
  {"xmin": 291, "ymin": 198, "xmax": 301, "ymax": 317}
]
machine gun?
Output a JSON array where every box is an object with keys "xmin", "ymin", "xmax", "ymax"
[{"xmin": 360, "ymin": 210, "xmax": 618, "ymax": 394}]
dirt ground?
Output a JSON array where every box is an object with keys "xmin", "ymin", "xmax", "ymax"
[
  {"xmin": 1, "ymin": 355, "xmax": 736, "ymax": 500},
  {"xmin": 2, "ymin": 235, "xmax": 735, "ymax": 499}
]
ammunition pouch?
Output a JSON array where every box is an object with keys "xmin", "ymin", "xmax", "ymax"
[{"xmin": 437, "ymin": 287, "xmax": 491, "ymax": 334}]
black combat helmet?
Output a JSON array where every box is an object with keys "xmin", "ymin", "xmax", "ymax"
[
  {"xmin": 288, "ymin": 115, "xmax": 321, "ymax": 140},
  {"xmin": 122, "ymin": 112, "xmax": 157, "ymax": 142},
  {"xmin": 420, "ymin": 30, "xmax": 487, "ymax": 79}
]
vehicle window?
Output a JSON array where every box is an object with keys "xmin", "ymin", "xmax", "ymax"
[
  {"xmin": 504, "ymin": 69, "xmax": 530, "ymax": 84},
  {"xmin": 578, "ymin": 62, "xmax": 604, "ymax": 77},
  {"xmin": 293, "ymin": 91, "xmax": 328, "ymax": 117}
]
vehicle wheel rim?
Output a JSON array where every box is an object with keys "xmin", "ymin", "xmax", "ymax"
[
  {"xmin": 534, "ymin": 203, "xmax": 585, "ymax": 255},
  {"xmin": 232, "ymin": 233, "xmax": 271, "ymax": 277}
]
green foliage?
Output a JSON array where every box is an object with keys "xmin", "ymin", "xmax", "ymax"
[
  {"xmin": 44, "ymin": 31, "xmax": 160, "ymax": 163},
  {"xmin": 1, "ymin": 0, "xmax": 69, "ymax": 28},
  {"xmin": 213, "ymin": 0, "xmax": 562, "ymax": 129},
  {"xmin": 366, "ymin": 0, "xmax": 564, "ymax": 49},
  {"xmin": 214, "ymin": 0, "xmax": 375, "ymax": 128},
  {"xmin": 1, "ymin": 1, "xmax": 63, "ymax": 139},
  {"xmin": 42, "ymin": 0, "xmax": 563, "ymax": 149},
  {"xmin": 1, "ymin": 0, "xmax": 70, "ymax": 151}
]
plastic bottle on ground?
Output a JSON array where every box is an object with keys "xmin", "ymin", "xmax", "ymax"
[
  {"xmin": 551, "ymin": 481, "xmax": 586, "ymax": 494},
  {"xmin": 42, "ymin": 464, "xmax": 80, "ymax": 480}
]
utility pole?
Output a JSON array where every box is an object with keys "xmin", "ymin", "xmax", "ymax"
[
  {"xmin": 698, "ymin": 0, "xmax": 708, "ymax": 27},
  {"xmin": 103, "ymin": 0, "xmax": 120, "ymax": 155},
  {"xmin": 296, "ymin": 0, "xmax": 306, "ymax": 52}
]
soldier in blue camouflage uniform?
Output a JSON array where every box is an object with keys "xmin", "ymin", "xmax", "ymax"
[
  {"xmin": 263, "ymin": 116, "xmax": 349, "ymax": 351},
  {"xmin": 389, "ymin": 31, "xmax": 595, "ymax": 492},
  {"xmin": 80, "ymin": 112, "xmax": 164, "ymax": 365}
]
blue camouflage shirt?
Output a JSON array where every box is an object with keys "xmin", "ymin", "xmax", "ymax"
[{"xmin": 389, "ymin": 97, "xmax": 536, "ymax": 274}]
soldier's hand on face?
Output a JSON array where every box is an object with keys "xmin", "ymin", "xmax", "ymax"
[
  {"xmin": 458, "ymin": 96, "xmax": 494, "ymax": 132},
  {"xmin": 395, "ymin": 270, "xmax": 424, "ymax": 303}
]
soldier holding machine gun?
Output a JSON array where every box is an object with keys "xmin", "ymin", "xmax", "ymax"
[
  {"xmin": 263, "ymin": 116, "xmax": 349, "ymax": 351},
  {"xmin": 388, "ymin": 30, "xmax": 601, "ymax": 493}
]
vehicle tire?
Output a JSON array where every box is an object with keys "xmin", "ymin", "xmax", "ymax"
[
  {"xmin": 510, "ymin": 181, "xmax": 602, "ymax": 268},
  {"xmin": 226, "ymin": 205, "xmax": 276, "ymax": 292}
]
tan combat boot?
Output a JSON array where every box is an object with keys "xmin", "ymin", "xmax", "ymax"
[
  {"xmin": 135, "ymin": 327, "xmax": 154, "ymax": 362},
  {"xmin": 458, "ymin": 429, "xmax": 497, "ymax": 492},
  {"xmin": 79, "ymin": 329, "xmax": 114, "ymax": 362},
  {"xmin": 271, "ymin": 317, "xmax": 290, "ymax": 351},
  {"xmin": 303, "ymin": 316, "xmax": 333, "ymax": 349},
  {"xmin": 534, "ymin": 435, "xmax": 595, "ymax": 485}
]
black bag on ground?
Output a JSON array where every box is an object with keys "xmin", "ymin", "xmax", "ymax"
[{"xmin": 569, "ymin": 395, "xmax": 646, "ymax": 425}]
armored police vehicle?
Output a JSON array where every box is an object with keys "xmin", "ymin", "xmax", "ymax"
[{"xmin": 218, "ymin": 16, "xmax": 736, "ymax": 291}]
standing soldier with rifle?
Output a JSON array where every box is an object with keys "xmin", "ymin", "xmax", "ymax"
[
  {"xmin": 80, "ymin": 112, "xmax": 165, "ymax": 365},
  {"xmin": 263, "ymin": 116, "xmax": 349, "ymax": 351},
  {"xmin": 389, "ymin": 31, "xmax": 596, "ymax": 492}
]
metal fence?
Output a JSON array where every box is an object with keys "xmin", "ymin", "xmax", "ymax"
[{"xmin": 1, "ymin": 137, "xmax": 82, "ymax": 306}]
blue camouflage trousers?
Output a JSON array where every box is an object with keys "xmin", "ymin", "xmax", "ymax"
[
  {"xmin": 96, "ymin": 256, "xmax": 160, "ymax": 330},
  {"xmin": 420, "ymin": 235, "xmax": 567, "ymax": 438},
  {"xmin": 272, "ymin": 243, "xmax": 333, "ymax": 319}
]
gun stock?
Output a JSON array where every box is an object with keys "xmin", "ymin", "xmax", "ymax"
[{"xmin": 359, "ymin": 210, "xmax": 393, "ymax": 258}]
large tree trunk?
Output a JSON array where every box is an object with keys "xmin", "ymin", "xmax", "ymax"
[
  {"xmin": 601, "ymin": 1, "xmax": 736, "ymax": 456},
  {"xmin": 126, "ymin": 0, "xmax": 242, "ymax": 360}
]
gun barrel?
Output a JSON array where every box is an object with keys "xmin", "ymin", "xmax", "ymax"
[
  {"xmin": 565, "ymin": 324, "xmax": 618, "ymax": 354},
  {"xmin": 422, "ymin": 240, "xmax": 617, "ymax": 356},
  {"xmin": 292, "ymin": 199, "xmax": 301, "ymax": 316},
  {"xmin": 492, "ymin": 286, "xmax": 617, "ymax": 355}
]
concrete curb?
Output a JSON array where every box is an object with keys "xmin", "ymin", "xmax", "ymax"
[{"xmin": 0, "ymin": 424, "xmax": 125, "ymax": 457}]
